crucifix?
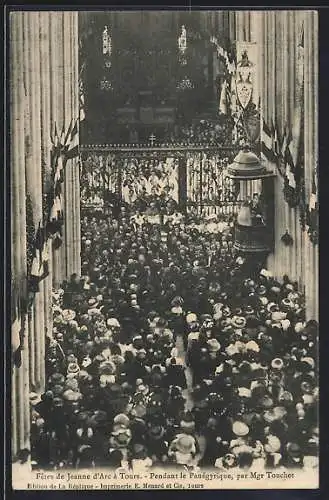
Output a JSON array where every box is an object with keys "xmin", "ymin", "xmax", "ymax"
[{"xmin": 149, "ymin": 133, "xmax": 156, "ymax": 146}]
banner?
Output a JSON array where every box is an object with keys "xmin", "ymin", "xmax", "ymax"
[{"xmin": 235, "ymin": 42, "xmax": 259, "ymax": 111}]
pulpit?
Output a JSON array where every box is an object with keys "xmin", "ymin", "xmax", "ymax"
[{"xmin": 227, "ymin": 147, "xmax": 276, "ymax": 255}]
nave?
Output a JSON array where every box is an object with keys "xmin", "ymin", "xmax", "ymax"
[{"xmin": 9, "ymin": 9, "xmax": 319, "ymax": 486}]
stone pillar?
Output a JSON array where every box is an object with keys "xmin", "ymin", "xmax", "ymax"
[
  {"xmin": 10, "ymin": 10, "xmax": 80, "ymax": 460},
  {"xmin": 258, "ymin": 11, "xmax": 318, "ymax": 321}
]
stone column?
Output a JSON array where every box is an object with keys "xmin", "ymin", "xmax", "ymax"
[{"xmin": 10, "ymin": 10, "xmax": 80, "ymax": 460}]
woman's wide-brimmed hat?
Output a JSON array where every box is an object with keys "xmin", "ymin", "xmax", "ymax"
[
  {"xmin": 113, "ymin": 413, "xmax": 130, "ymax": 427},
  {"xmin": 62, "ymin": 309, "xmax": 76, "ymax": 322},
  {"xmin": 62, "ymin": 389, "xmax": 82, "ymax": 402},
  {"xmin": 88, "ymin": 298, "xmax": 99, "ymax": 309},
  {"xmin": 67, "ymin": 362, "xmax": 80, "ymax": 375},
  {"xmin": 271, "ymin": 358, "xmax": 284, "ymax": 370},
  {"xmin": 231, "ymin": 316, "xmax": 247, "ymax": 329},
  {"xmin": 98, "ymin": 361, "xmax": 116, "ymax": 375}
]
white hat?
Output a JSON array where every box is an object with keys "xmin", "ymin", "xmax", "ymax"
[
  {"xmin": 265, "ymin": 435, "xmax": 281, "ymax": 453},
  {"xmin": 271, "ymin": 358, "xmax": 284, "ymax": 370},
  {"xmin": 62, "ymin": 309, "xmax": 76, "ymax": 322},
  {"xmin": 215, "ymin": 364, "xmax": 224, "ymax": 375},
  {"xmin": 226, "ymin": 343, "xmax": 239, "ymax": 356},
  {"xmin": 260, "ymin": 269, "xmax": 273, "ymax": 278},
  {"xmin": 267, "ymin": 302, "xmax": 278, "ymax": 312},
  {"xmin": 280, "ymin": 319, "xmax": 290, "ymax": 331},
  {"xmin": 272, "ymin": 311, "xmax": 287, "ymax": 322},
  {"xmin": 207, "ymin": 338, "xmax": 221, "ymax": 352},
  {"xmin": 295, "ymin": 322, "xmax": 305, "ymax": 333},
  {"xmin": 213, "ymin": 311, "xmax": 223, "ymax": 321},
  {"xmin": 301, "ymin": 357, "xmax": 315, "ymax": 369},
  {"xmin": 238, "ymin": 387, "xmax": 251, "ymax": 398},
  {"xmin": 186, "ymin": 312, "xmax": 197, "ymax": 324},
  {"xmin": 232, "ymin": 421, "xmax": 249, "ymax": 437},
  {"xmin": 107, "ymin": 318, "xmax": 120, "ymax": 328},
  {"xmin": 29, "ymin": 392, "xmax": 42, "ymax": 406},
  {"xmin": 302, "ymin": 394, "xmax": 314, "ymax": 405},
  {"xmin": 245, "ymin": 340, "xmax": 260, "ymax": 353}
]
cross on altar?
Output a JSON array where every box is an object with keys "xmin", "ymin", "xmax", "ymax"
[{"xmin": 149, "ymin": 134, "xmax": 156, "ymax": 146}]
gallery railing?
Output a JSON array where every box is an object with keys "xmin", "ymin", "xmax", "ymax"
[{"xmin": 79, "ymin": 144, "xmax": 243, "ymax": 217}]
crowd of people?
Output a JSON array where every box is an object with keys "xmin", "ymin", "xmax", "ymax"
[
  {"xmin": 30, "ymin": 205, "xmax": 318, "ymax": 473},
  {"xmin": 169, "ymin": 118, "xmax": 235, "ymax": 146}
]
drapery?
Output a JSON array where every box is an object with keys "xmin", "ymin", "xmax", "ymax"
[{"xmin": 10, "ymin": 11, "xmax": 81, "ymax": 457}]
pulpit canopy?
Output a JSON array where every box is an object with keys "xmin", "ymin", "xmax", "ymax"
[{"xmin": 227, "ymin": 147, "xmax": 275, "ymax": 180}]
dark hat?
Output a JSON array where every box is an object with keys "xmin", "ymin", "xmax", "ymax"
[
  {"xmin": 132, "ymin": 443, "xmax": 148, "ymax": 460},
  {"xmin": 244, "ymin": 305, "xmax": 255, "ymax": 316},
  {"xmin": 53, "ymin": 397, "xmax": 64, "ymax": 408},
  {"xmin": 48, "ymin": 373, "xmax": 65, "ymax": 386},
  {"xmin": 180, "ymin": 411, "xmax": 196, "ymax": 433},
  {"xmin": 259, "ymin": 395, "xmax": 274, "ymax": 409},
  {"xmin": 286, "ymin": 442, "xmax": 302, "ymax": 457},
  {"xmin": 257, "ymin": 285, "xmax": 267, "ymax": 296}
]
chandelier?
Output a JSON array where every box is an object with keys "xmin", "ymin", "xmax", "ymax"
[
  {"xmin": 100, "ymin": 77, "xmax": 113, "ymax": 91},
  {"xmin": 102, "ymin": 26, "xmax": 112, "ymax": 56},
  {"xmin": 178, "ymin": 25, "xmax": 187, "ymax": 65},
  {"xmin": 176, "ymin": 77, "xmax": 194, "ymax": 91}
]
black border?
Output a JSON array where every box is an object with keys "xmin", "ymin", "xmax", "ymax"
[{"xmin": 3, "ymin": 4, "xmax": 329, "ymax": 500}]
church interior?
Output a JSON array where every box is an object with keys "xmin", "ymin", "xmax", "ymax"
[{"xmin": 10, "ymin": 10, "xmax": 319, "ymax": 480}]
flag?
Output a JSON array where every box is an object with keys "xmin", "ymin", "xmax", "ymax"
[
  {"xmin": 280, "ymin": 124, "xmax": 289, "ymax": 160},
  {"xmin": 11, "ymin": 283, "xmax": 29, "ymax": 368},
  {"xmin": 309, "ymin": 170, "xmax": 317, "ymax": 210},
  {"xmin": 219, "ymin": 80, "xmax": 229, "ymax": 115},
  {"xmin": 271, "ymin": 119, "xmax": 280, "ymax": 158},
  {"xmin": 79, "ymin": 79, "xmax": 86, "ymax": 122},
  {"xmin": 284, "ymin": 128, "xmax": 296, "ymax": 189},
  {"xmin": 11, "ymin": 286, "xmax": 22, "ymax": 367},
  {"xmin": 50, "ymin": 121, "xmax": 67, "ymax": 152},
  {"xmin": 65, "ymin": 119, "xmax": 79, "ymax": 160},
  {"xmin": 29, "ymin": 224, "xmax": 49, "ymax": 293},
  {"xmin": 261, "ymin": 119, "xmax": 276, "ymax": 162},
  {"xmin": 290, "ymin": 109, "xmax": 302, "ymax": 169},
  {"xmin": 47, "ymin": 173, "xmax": 64, "ymax": 246},
  {"xmin": 53, "ymin": 154, "xmax": 64, "ymax": 184}
]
